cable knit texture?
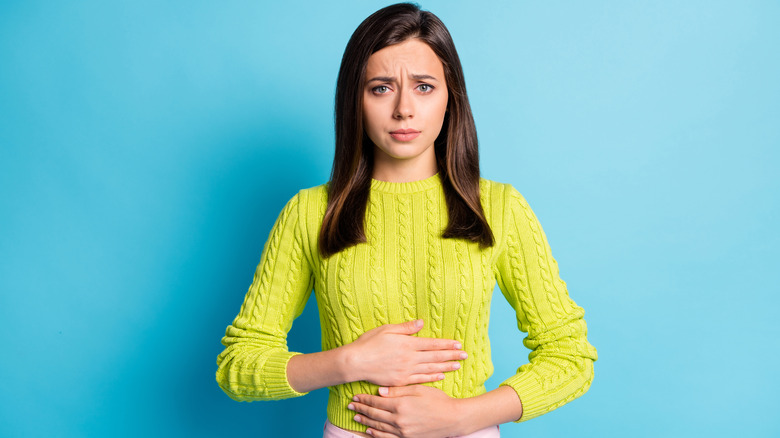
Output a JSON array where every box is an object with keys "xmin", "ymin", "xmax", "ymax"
[{"xmin": 216, "ymin": 173, "xmax": 598, "ymax": 430}]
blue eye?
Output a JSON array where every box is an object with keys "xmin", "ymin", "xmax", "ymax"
[
  {"xmin": 373, "ymin": 85, "xmax": 390, "ymax": 94},
  {"xmin": 418, "ymin": 84, "xmax": 434, "ymax": 93}
]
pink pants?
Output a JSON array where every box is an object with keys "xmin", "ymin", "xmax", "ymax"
[{"xmin": 323, "ymin": 419, "xmax": 500, "ymax": 438}]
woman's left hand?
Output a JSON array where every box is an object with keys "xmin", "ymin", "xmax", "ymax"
[{"xmin": 348, "ymin": 385, "xmax": 466, "ymax": 438}]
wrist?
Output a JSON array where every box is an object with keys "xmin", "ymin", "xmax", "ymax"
[
  {"xmin": 336, "ymin": 344, "xmax": 360, "ymax": 383},
  {"xmin": 455, "ymin": 386, "xmax": 523, "ymax": 433},
  {"xmin": 453, "ymin": 396, "xmax": 477, "ymax": 436}
]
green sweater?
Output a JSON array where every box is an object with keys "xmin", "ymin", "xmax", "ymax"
[{"xmin": 216, "ymin": 173, "xmax": 598, "ymax": 430}]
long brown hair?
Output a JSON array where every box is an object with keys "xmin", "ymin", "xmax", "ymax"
[{"xmin": 319, "ymin": 2, "xmax": 494, "ymax": 257}]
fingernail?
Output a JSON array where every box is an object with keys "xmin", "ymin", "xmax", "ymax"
[
  {"xmin": 378, "ymin": 387, "xmax": 388, "ymax": 395},
  {"xmin": 452, "ymin": 362, "xmax": 460, "ymax": 370},
  {"xmin": 367, "ymin": 430, "xmax": 374, "ymax": 436},
  {"xmin": 438, "ymin": 374, "xmax": 445, "ymax": 380},
  {"xmin": 353, "ymin": 395, "xmax": 359, "ymax": 402},
  {"xmin": 347, "ymin": 403, "xmax": 354, "ymax": 410},
  {"xmin": 454, "ymin": 342, "xmax": 462, "ymax": 349},
  {"xmin": 354, "ymin": 415, "xmax": 361, "ymax": 423},
  {"xmin": 415, "ymin": 319, "xmax": 423, "ymax": 328},
  {"xmin": 460, "ymin": 352, "xmax": 468, "ymax": 359}
]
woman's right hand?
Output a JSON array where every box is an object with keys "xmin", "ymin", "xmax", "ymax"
[{"xmin": 343, "ymin": 319, "xmax": 468, "ymax": 387}]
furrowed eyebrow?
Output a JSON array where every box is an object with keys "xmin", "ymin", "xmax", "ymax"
[
  {"xmin": 411, "ymin": 74, "xmax": 438, "ymax": 81},
  {"xmin": 366, "ymin": 74, "xmax": 440, "ymax": 83},
  {"xmin": 367, "ymin": 76, "xmax": 395, "ymax": 83}
]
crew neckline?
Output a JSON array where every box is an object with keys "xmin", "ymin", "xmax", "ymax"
[{"xmin": 370, "ymin": 172, "xmax": 442, "ymax": 194}]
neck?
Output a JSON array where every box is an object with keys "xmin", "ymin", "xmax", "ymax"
[{"xmin": 372, "ymin": 156, "xmax": 438, "ymax": 183}]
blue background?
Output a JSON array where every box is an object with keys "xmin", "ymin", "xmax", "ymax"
[{"xmin": 1, "ymin": 1, "xmax": 778, "ymax": 436}]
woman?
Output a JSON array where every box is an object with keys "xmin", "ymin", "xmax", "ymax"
[{"xmin": 216, "ymin": 3, "xmax": 598, "ymax": 437}]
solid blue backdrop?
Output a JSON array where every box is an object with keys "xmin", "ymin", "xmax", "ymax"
[{"xmin": 1, "ymin": 1, "xmax": 778, "ymax": 436}]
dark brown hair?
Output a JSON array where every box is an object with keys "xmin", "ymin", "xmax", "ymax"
[{"xmin": 319, "ymin": 2, "xmax": 494, "ymax": 257}]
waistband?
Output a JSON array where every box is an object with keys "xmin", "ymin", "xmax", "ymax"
[{"xmin": 323, "ymin": 419, "xmax": 499, "ymax": 438}]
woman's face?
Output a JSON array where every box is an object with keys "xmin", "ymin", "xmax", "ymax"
[{"xmin": 362, "ymin": 39, "xmax": 448, "ymax": 177}]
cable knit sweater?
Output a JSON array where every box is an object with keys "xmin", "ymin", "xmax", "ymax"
[{"xmin": 216, "ymin": 173, "xmax": 598, "ymax": 430}]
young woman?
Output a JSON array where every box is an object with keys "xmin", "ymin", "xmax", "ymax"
[{"xmin": 216, "ymin": 4, "xmax": 598, "ymax": 437}]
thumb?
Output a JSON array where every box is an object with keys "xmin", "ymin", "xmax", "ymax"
[{"xmin": 391, "ymin": 318, "xmax": 424, "ymax": 334}]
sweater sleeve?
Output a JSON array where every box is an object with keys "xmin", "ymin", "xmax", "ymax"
[
  {"xmin": 493, "ymin": 185, "xmax": 598, "ymax": 422},
  {"xmin": 215, "ymin": 191, "xmax": 315, "ymax": 401}
]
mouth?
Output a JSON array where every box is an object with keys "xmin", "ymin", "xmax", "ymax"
[{"xmin": 389, "ymin": 129, "xmax": 421, "ymax": 141}]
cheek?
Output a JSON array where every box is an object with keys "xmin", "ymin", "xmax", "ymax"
[
  {"xmin": 361, "ymin": 109, "xmax": 374, "ymax": 135},
  {"xmin": 362, "ymin": 101, "xmax": 380, "ymax": 128},
  {"xmin": 434, "ymin": 97, "xmax": 448, "ymax": 123},
  {"xmin": 362, "ymin": 103, "xmax": 383, "ymax": 141},
  {"xmin": 430, "ymin": 92, "xmax": 448, "ymax": 116}
]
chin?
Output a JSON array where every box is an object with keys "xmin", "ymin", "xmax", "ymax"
[{"xmin": 387, "ymin": 144, "xmax": 433, "ymax": 158}]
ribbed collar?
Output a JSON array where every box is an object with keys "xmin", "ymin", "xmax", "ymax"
[{"xmin": 370, "ymin": 172, "xmax": 442, "ymax": 194}]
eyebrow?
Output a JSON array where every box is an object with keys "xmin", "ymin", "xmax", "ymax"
[{"xmin": 366, "ymin": 74, "xmax": 439, "ymax": 83}]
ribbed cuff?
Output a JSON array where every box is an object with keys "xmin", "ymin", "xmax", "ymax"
[
  {"xmin": 263, "ymin": 351, "xmax": 309, "ymax": 399},
  {"xmin": 499, "ymin": 373, "xmax": 546, "ymax": 422}
]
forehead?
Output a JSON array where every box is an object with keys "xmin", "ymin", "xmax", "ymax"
[{"xmin": 365, "ymin": 39, "xmax": 444, "ymax": 77}]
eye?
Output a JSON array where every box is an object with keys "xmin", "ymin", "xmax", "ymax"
[
  {"xmin": 417, "ymin": 84, "xmax": 434, "ymax": 93},
  {"xmin": 372, "ymin": 85, "xmax": 390, "ymax": 95}
]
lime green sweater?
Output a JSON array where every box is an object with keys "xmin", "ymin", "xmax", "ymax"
[{"xmin": 216, "ymin": 173, "xmax": 597, "ymax": 430}]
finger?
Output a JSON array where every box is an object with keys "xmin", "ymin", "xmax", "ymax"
[
  {"xmin": 410, "ymin": 359, "xmax": 462, "ymax": 374},
  {"xmin": 353, "ymin": 394, "xmax": 398, "ymax": 412},
  {"xmin": 378, "ymin": 385, "xmax": 422, "ymax": 397},
  {"xmin": 348, "ymin": 399, "xmax": 395, "ymax": 425},
  {"xmin": 352, "ymin": 413, "xmax": 399, "ymax": 437},
  {"xmin": 406, "ymin": 372, "xmax": 446, "ymax": 385},
  {"xmin": 417, "ymin": 349, "xmax": 469, "ymax": 364},
  {"xmin": 384, "ymin": 319, "xmax": 424, "ymax": 335},
  {"xmin": 365, "ymin": 427, "xmax": 399, "ymax": 438},
  {"xmin": 412, "ymin": 336, "xmax": 463, "ymax": 351}
]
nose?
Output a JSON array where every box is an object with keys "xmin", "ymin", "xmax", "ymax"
[{"xmin": 393, "ymin": 89, "xmax": 414, "ymax": 120}]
